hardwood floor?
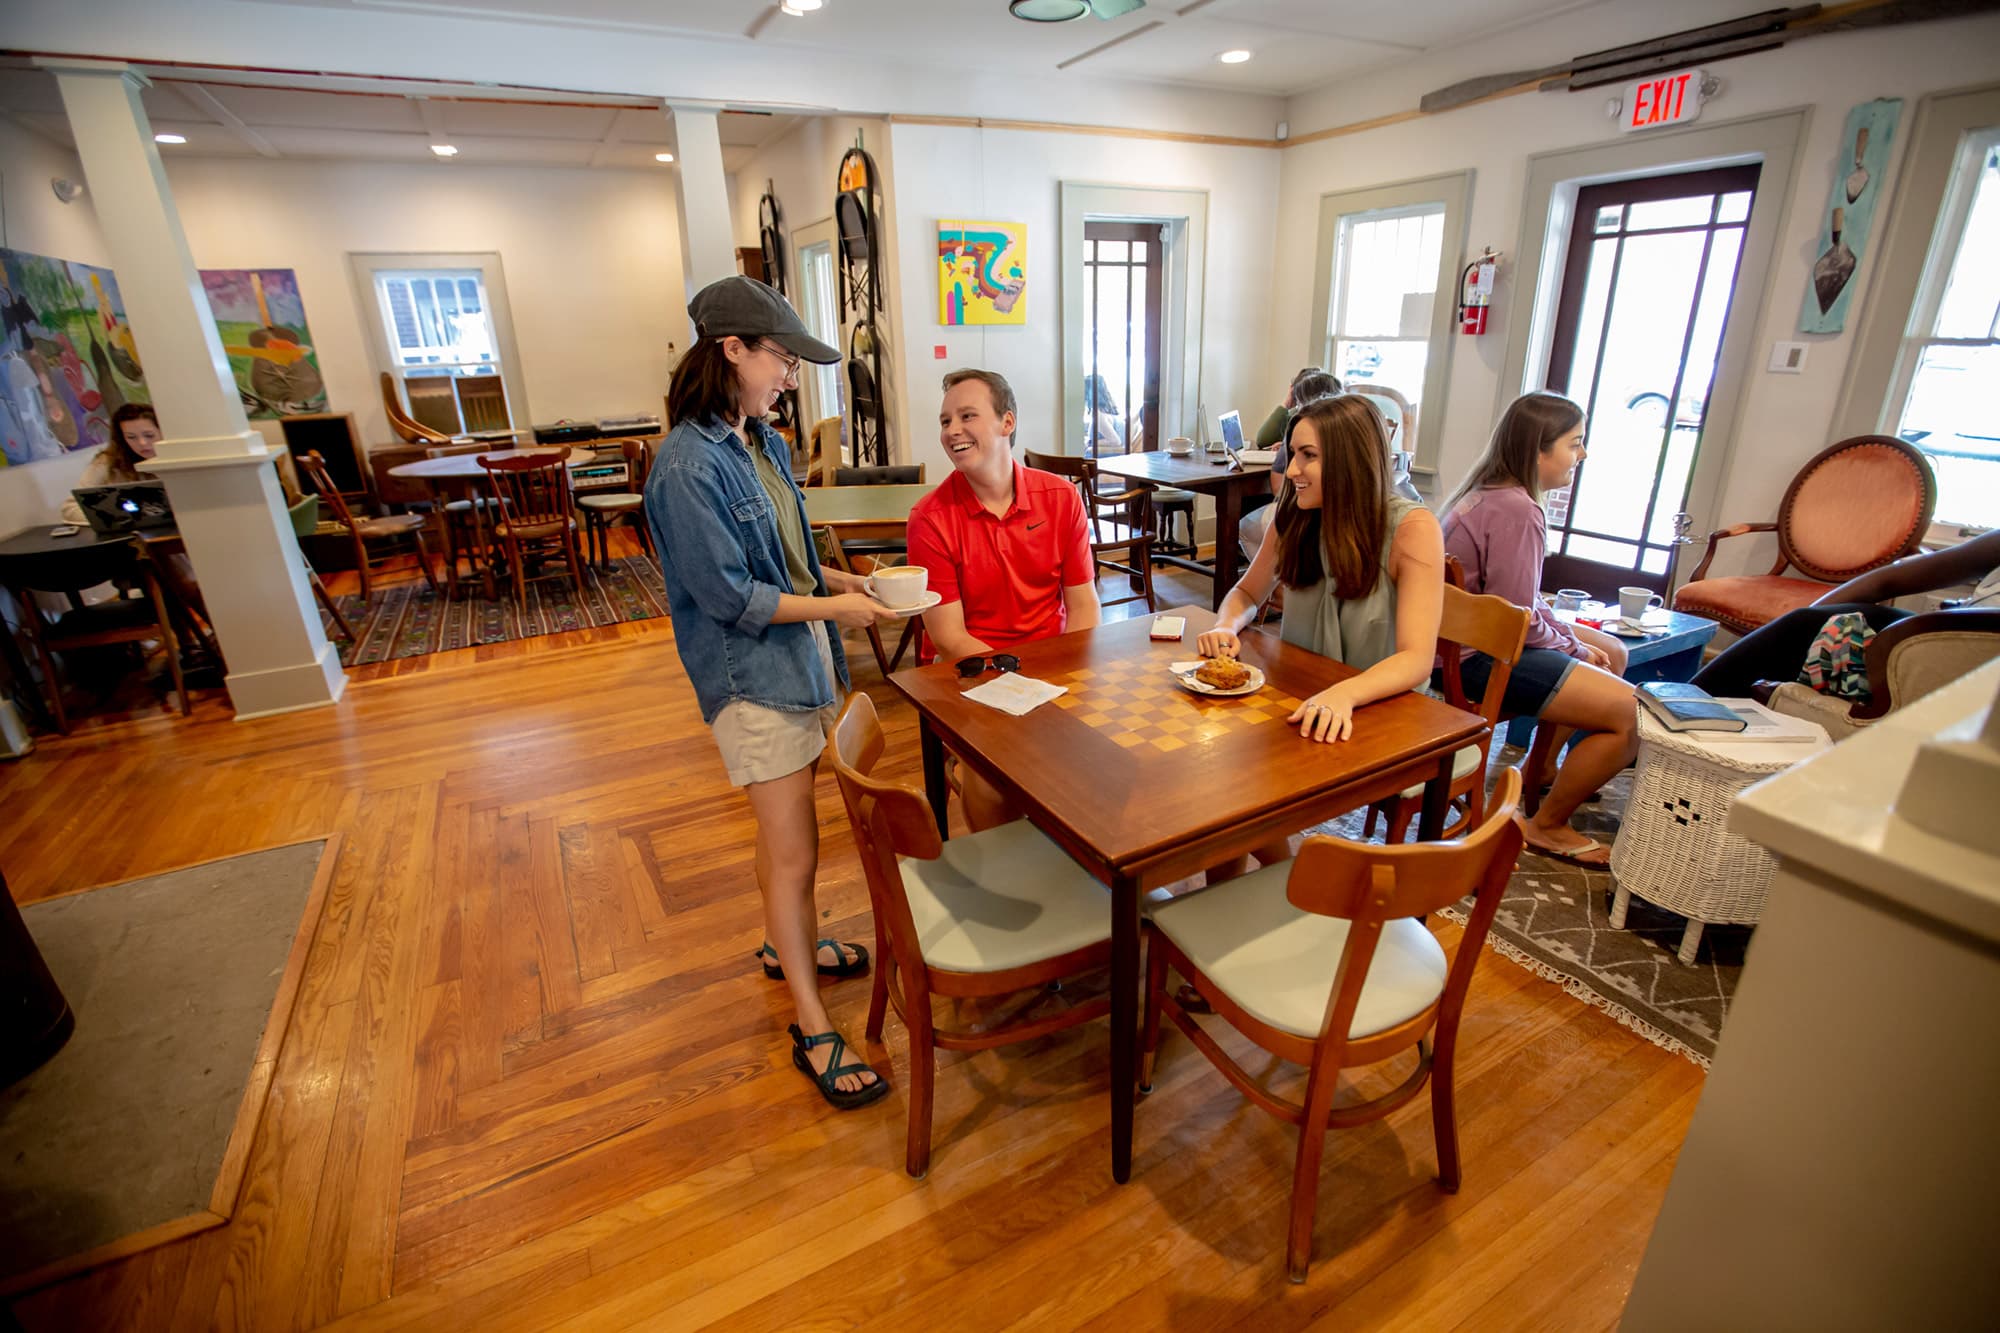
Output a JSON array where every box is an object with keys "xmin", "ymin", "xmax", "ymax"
[{"xmin": 2, "ymin": 541, "xmax": 1702, "ymax": 1330}]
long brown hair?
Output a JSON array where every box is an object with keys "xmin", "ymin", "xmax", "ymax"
[
  {"xmin": 1439, "ymin": 391, "xmax": 1583, "ymax": 516},
  {"xmin": 1273, "ymin": 395, "xmax": 1392, "ymax": 598},
  {"xmin": 103, "ymin": 403, "xmax": 157, "ymax": 481},
  {"xmin": 665, "ymin": 338, "xmax": 745, "ymax": 429}
]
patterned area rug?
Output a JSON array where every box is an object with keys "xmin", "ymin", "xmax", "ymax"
[
  {"xmin": 323, "ymin": 555, "xmax": 670, "ymax": 666},
  {"xmin": 1307, "ymin": 745, "xmax": 1743, "ymax": 1067}
]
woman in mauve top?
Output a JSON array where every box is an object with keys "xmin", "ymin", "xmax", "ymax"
[{"xmin": 1438, "ymin": 393, "xmax": 1637, "ymax": 867}]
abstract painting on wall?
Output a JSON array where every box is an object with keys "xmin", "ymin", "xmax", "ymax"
[
  {"xmin": 200, "ymin": 268, "xmax": 328, "ymax": 418},
  {"xmin": 0, "ymin": 246, "xmax": 149, "ymax": 468},
  {"xmin": 938, "ymin": 220, "xmax": 1027, "ymax": 326},
  {"xmin": 1799, "ymin": 97, "xmax": 1903, "ymax": 334}
]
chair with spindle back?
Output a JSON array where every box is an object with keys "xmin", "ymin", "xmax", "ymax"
[
  {"xmin": 1023, "ymin": 449, "xmax": 1156, "ymax": 612},
  {"xmin": 1142, "ymin": 768, "xmax": 1525, "ymax": 1280},
  {"xmin": 298, "ymin": 450, "xmax": 437, "ymax": 605},
  {"xmin": 478, "ymin": 452, "xmax": 586, "ymax": 612}
]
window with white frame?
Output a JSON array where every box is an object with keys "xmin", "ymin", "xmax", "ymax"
[
  {"xmin": 1888, "ymin": 127, "xmax": 2000, "ymax": 527},
  {"xmin": 1326, "ymin": 204, "xmax": 1445, "ymax": 408},
  {"xmin": 373, "ymin": 269, "xmax": 500, "ymax": 379}
]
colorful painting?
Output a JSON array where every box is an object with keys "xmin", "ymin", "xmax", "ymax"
[
  {"xmin": 938, "ymin": 219, "xmax": 1027, "ymax": 326},
  {"xmin": 1799, "ymin": 98, "xmax": 1903, "ymax": 334},
  {"xmin": 0, "ymin": 247, "xmax": 149, "ymax": 467},
  {"xmin": 200, "ymin": 268, "xmax": 327, "ymax": 418}
]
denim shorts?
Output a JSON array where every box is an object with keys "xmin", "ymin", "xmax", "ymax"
[{"xmin": 1447, "ymin": 647, "xmax": 1579, "ymax": 718}]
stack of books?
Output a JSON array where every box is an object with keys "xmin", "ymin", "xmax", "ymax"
[{"xmin": 1637, "ymin": 682, "xmax": 1822, "ymax": 743}]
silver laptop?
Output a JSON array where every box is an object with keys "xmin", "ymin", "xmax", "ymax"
[{"xmin": 70, "ymin": 481, "xmax": 175, "ymax": 535}]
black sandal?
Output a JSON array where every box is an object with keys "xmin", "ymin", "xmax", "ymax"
[
  {"xmin": 756, "ymin": 939, "xmax": 870, "ymax": 980},
  {"xmin": 788, "ymin": 1024, "xmax": 889, "ymax": 1110}
]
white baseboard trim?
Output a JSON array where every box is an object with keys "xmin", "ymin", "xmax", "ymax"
[{"xmin": 226, "ymin": 644, "xmax": 347, "ymax": 720}]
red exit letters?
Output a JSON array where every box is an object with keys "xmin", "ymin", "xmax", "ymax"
[{"xmin": 1623, "ymin": 70, "xmax": 1703, "ymax": 132}]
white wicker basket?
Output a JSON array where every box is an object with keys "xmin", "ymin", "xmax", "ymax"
[{"xmin": 1608, "ymin": 709, "xmax": 1827, "ymax": 963}]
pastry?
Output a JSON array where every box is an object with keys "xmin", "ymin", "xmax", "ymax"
[{"xmin": 1195, "ymin": 657, "xmax": 1251, "ymax": 690}]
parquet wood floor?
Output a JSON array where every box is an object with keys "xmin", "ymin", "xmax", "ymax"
[{"xmin": 2, "ymin": 540, "xmax": 1702, "ymax": 1330}]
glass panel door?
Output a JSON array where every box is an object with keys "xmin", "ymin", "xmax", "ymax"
[
  {"xmin": 1082, "ymin": 221, "xmax": 1163, "ymax": 457},
  {"xmin": 1543, "ymin": 165, "xmax": 1760, "ymax": 598}
]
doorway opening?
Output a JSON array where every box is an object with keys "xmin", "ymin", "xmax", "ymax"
[
  {"xmin": 793, "ymin": 220, "xmax": 845, "ymax": 466},
  {"xmin": 1543, "ymin": 164, "xmax": 1759, "ymax": 598},
  {"xmin": 1081, "ymin": 220, "xmax": 1164, "ymax": 459}
]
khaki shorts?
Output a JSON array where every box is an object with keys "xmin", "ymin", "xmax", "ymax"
[{"xmin": 710, "ymin": 621, "xmax": 843, "ymax": 787}]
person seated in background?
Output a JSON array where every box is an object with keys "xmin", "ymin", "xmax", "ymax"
[
  {"xmin": 1082, "ymin": 373, "xmax": 1126, "ymax": 455},
  {"xmin": 58, "ymin": 402, "xmax": 158, "ymax": 522},
  {"xmin": 1438, "ymin": 392, "xmax": 1636, "ymax": 868},
  {"xmin": 1691, "ymin": 526, "xmax": 2000, "ymax": 699},
  {"xmin": 1239, "ymin": 368, "xmax": 1341, "ymax": 555},
  {"xmin": 907, "ymin": 368, "xmax": 1100, "ymax": 830}
]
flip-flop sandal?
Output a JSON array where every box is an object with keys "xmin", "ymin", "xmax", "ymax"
[
  {"xmin": 788, "ymin": 1024, "xmax": 889, "ymax": 1111},
  {"xmin": 756, "ymin": 939, "xmax": 870, "ymax": 980},
  {"xmin": 1522, "ymin": 833, "xmax": 1611, "ymax": 869}
]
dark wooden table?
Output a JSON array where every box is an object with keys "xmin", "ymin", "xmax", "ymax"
[
  {"xmin": 387, "ymin": 447, "xmax": 572, "ymax": 599},
  {"xmin": 1093, "ymin": 451, "xmax": 1271, "ymax": 609},
  {"xmin": 888, "ymin": 605, "xmax": 1488, "ymax": 1182}
]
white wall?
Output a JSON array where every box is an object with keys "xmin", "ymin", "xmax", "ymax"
[
  {"xmin": 0, "ymin": 119, "xmax": 117, "ymax": 535},
  {"xmin": 1271, "ymin": 12, "xmax": 2000, "ymax": 584},
  {"xmin": 886, "ymin": 122, "xmax": 1282, "ymax": 484},
  {"xmin": 163, "ymin": 157, "xmax": 687, "ymax": 449}
]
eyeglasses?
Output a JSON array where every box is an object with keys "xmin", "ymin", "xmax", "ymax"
[
  {"xmin": 758, "ymin": 341, "xmax": 802, "ymax": 383},
  {"xmin": 954, "ymin": 654, "xmax": 1021, "ymax": 678}
]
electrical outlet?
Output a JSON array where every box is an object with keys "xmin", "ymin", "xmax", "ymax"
[{"xmin": 1768, "ymin": 341, "xmax": 1807, "ymax": 373}]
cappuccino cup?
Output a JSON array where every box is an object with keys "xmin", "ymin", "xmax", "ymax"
[
  {"xmin": 867, "ymin": 565, "xmax": 930, "ymax": 609},
  {"xmin": 1165, "ymin": 436, "xmax": 1194, "ymax": 457},
  {"xmin": 1618, "ymin": 586, "xmax": 1664, "ymax": 621}
]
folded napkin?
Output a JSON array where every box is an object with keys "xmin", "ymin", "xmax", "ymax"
[{"xmin": 963, "ymin": 674, "xmax": 1067, "ymax": 717}]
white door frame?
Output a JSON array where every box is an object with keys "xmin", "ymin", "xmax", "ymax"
[{"xmin": 791, "ymin": 216, "xmax": 840, "ymax": 435}]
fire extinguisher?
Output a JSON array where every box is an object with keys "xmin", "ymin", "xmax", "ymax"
[{"xmin": 1459, "ymin": 248, "xmax": 1499, "ymax": 335}]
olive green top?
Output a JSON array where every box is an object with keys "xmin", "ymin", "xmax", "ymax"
[
  {"xmin": 1280, "ymin": 494, "xmax": 1427, "ymax": 671},
  {"xmin": 752, "ymin": 440, "xmax": 820, "ymax": 596}
]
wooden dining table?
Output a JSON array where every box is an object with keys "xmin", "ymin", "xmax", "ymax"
[
  {"xmin": 1093, "ymin": 450, "xmax": 1272, "ymax": 610},
  {"xmin": 387, "ymin": 447, "xmax": 572, "ymax": 599},
  {"xmin": 888, "ymin": 605, "xmax": 1488, "ymax": 1182}
]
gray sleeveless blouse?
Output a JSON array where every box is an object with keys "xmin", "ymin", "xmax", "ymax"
[{"xmin": 1279, "ymin": 494, "xmax": 1427, "ymax": 671}]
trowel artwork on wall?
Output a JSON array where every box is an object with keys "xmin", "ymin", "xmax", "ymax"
[
  {"xmin": 200, "ymin": 268, "xmax": 328, "ymax": 418},
  {"xmin": 1800, "ymin": 98, "xmax": 1902, "ymax": 333},
  {"xmin": 0, "ymin": 246, "xmax": 149, "ymax": 468}
]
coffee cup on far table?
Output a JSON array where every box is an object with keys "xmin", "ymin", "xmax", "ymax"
[
  {"xmin": 866, "ymin": 565, "xmax": 930, "ymax": 609},
  {"xmin": 1618, "ymin": 586, "xmax": 1664, "ymax": 621},
  {"xmin": 1165, "ymin": 436, "xmax": 1194, "ymax": 457},
  {"xmin": 1552, "ymin": 588, "xmax": 1589, "ymax": 613}
]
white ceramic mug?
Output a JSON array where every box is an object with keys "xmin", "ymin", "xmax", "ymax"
[
  {"xmin": 1618, "ymin": 586, "xmax": 1664, "ymax": 620},
  {"xmin": 867, "ymin": 565, "xmax": 930, "ymax": 609},
  {"xmin": 1553, "ymin": 588, "xmax": 1589, "ymax": 613},
  {"xmin": 1165, "ymin": 435, "xmax": 1194, "ymax": 457}
]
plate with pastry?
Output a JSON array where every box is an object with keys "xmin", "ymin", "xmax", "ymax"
[{"xmin": 1172, "ymin": 657, "xmax": 1265, "ymax": 697}]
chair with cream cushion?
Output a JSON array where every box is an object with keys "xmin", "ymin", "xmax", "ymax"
[
  {"xmin": 1142, "ymin": 768, "xmax": 1524, "ymax": 1282},
  {"xmin": 829, "ymin": 692, "xmax": 1112, "ymax": 1178}
]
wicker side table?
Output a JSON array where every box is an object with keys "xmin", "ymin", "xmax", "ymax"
[{"xmin": 1608, "ymin": 709, "xmax": 1831, "ymax": 964}]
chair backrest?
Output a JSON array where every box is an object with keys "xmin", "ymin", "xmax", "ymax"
[
  {"xmin": 809, "ymin": 417, "xmax": 843, "ymax": 487},
  {"xmin": 1435, "ymin": 585, "xmax": 1530, "ymax": 725},
  {"xmin": 1022, "ymin": 449, "xmax": 1086, "ymax": 484},
  {"xmin": 478, "ymin": 452, "xmax": 574, "ymax": 528},
  {"xmin": 380, "ymin": 371, "xmax": 453, "ymax": 445},
  {"xmin": 1858, "ymin": 607, "xmax": 2000, "ymax": 721},
  {"xmin": 828, "ymin": 693, "xmax": 946, "ymax": 977},
  {"xmin": 622, "ymin": 436, "xmax": 655, "ymax": 492},
  {"xmin": 834, "ymin": 464, "xmax": 924, "ymax": 486},
  {"xmin": 297, "ymin": 450, "xmax": 360, "ymax": 532},
  {"xmin": 1349, "ymin": 384, "xmax": 1414, "ymax": 456},
  {"xmin": 1285, "ymin": 768, "xmax": 1524, "ymax": 1053},
  {"xmin": 1778, "ymin": 434, "xmax": 1935, "ymax": 583}
]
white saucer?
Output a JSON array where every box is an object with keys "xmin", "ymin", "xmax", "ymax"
[{"xmin": 880, "ymin": 590, "xmax": 941, "ymax": 618}]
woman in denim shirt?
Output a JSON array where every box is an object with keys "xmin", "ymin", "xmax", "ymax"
[{"xmin": 648, "ymin": 277, "xmax": 901, "ymax": 1109}]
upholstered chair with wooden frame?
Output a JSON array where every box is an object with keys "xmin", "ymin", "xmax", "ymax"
[
  {"xmin": 829, "ymin": 692, "xmax": 1113, "ymax": 1179},
  {"xmin": 1766, "ymin": 607, "xmax": 2000, "ymax": 741},
  {"xmin": 477, "ymin": 452, "xmax": 587, "ymax": 613},
  {"xmin": 1023, "ymin": 449, "xmax": 1157, "ymax": 612},
  {"xmin": 1673, "ymin": 434, "xmax": 1935, "ymax": 635},
  {"xmin": 575, "ymin": 437, "xmax": 656, "ymax": 570},
  {"xmin": 1142, "ymin": 768, "xmax": 1525, "ymax": 1281},
  {"xmin": 298, "ymin": 450, "xmax": 438, "ymax": 605},
  {"xmin": 1364, "ymin": 579, "xmax": 1529, "ymax": 843}
]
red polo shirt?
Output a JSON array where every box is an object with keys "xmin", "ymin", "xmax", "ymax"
[{"xmin": 906, "ymin": 461, "xmax": 1093, "ymax": 660}]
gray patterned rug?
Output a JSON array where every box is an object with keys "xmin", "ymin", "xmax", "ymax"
[{"xmin": 1308, "ymin": 745, "xmax": 1742, "ymax": 1067}]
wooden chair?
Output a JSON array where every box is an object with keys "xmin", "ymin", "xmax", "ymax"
[
  {"xmin": 1350, "ymin": 383, "xmax": 1415, "ymax": 462},
  {"xmin": 814, "ymin": 523, "xmax": 919, "ymax": 676},
  {"xmin": 828, "ymin": 692, "xmax": 1113, "ymax": 1178},
  {"xmin": 478, "ymin": 452, "xmax": 587, "ymax": 613},
  {"xmin": 1142, "ymin": 768, "xmax": 1525, "ymax": 1281},
  {"xmin": 287, "ymin": 493, "xmax": 353, "ymax": 643},
  {"xmin": 298, "ymin": 450, "xmax": 437, "ymax": 605},
  {"xmin": 807, "ymin": 415, "xmax": 843, "ymax": 487},
  {"xmin": 576, "ymin": 437, "xmax": 655, "ymax": 571},
  {"xmin": 1024, "ymin": 449, "xmax": 1156, "ymax": 612},
  {"xmin": 380, "ymin": 371, "xmax": 453, "ymax": 446},
  {"xmin": 17, "ymin": 540, "xmax": 190, "ymax": 733},
  {"xmin": 1674, "ymin": 434, "xmax": 1935, "ymax": 635},
  {"xmin": 1128, "ymin": 440, "xmax": 1197, "ymax": 560},
  {"xmin": 1364, "ymin": 580, "xmax": 1528, "ymax": 843},
  {"xmin": 1766, "ymin": 607, "xmax": 2000, "ymax": 741}
]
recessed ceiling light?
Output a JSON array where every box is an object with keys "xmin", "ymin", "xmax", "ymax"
[
  {"xmin": 779, "ymin": 0, "xmax": 823, "ymax": 14},
  {"xmin": 154, "ymin": 133, "xmax": 187, "ymax": 144},
  {"xmin": 655, "ymin": 152, "xmax": 676, "ymax": 163},
  {"xmin": 1010, "ymin": 0, "xmax": 1089, "ymax": 20},
  {"xmin": 431, "ymin": 144, "xmax": 459, "ymax": 157},
  {"xmin": 1218, "ymin": 49, "xmax": 1253, "ymax": 64}
]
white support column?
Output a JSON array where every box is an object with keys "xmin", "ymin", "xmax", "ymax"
[
  {"xmin": 48, "ymin": 60, "xmax": 342, "ymax": 718},
  {"xmin": 668, "ymin": 104, "xmax": 738, "ymax": 303}
]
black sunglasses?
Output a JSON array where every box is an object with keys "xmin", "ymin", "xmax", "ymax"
[{"xmin": 954, "ymin": 654, "xmax": 1021, "ymax": 678}]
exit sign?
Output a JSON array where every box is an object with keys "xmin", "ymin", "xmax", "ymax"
[{"xmin": 1620, "ymin": 69, "xmax": 1705, "ymax": 133}]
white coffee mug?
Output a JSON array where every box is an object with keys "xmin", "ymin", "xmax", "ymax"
[
  {"xmin": 1165, "ymin": 436, "xmax": 1194, "ymax": 457},
  {"xmin": 867, "ymin": 565, "xmax": 930, "ymax": 609},
  {"xmin": 1618, "ymin": 586, "xmax": 1664, "ymax": 620}
]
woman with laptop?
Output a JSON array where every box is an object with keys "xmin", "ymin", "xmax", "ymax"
[{"xmin": 58, "ymin": 403, "xmax": 161, "ymax": 524}]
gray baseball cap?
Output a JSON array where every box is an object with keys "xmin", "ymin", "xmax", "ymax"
[{"xmin": 688, "ymin": 276, "xmax": 840, "ymax": 364}]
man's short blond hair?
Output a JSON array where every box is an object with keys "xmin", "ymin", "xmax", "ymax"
[{"xmin": 941, "ymin": 368, "xmax": 1018, "ymax": 422}]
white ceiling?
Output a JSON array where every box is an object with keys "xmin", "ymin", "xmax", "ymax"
[
  {"xmin": 246, "ymin": 0, "xmax": 1596, "ymax": 98},
  {"xmin": 0, "ymin": 66, "xmax": 799, "ymax": 171}
]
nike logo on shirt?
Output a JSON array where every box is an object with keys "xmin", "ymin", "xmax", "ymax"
[{"xmin": 1025, "ymin": 520, "xmax": 1045, "ymax": 530}]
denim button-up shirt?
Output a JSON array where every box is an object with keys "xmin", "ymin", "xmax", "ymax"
[{"xmin": 645, "ymin": 412, "xmax": 849, "ymax": 724}]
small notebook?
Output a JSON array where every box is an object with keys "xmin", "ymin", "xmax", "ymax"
[{"xmin": 1637, "ymin": 681, "xmax": 1746, "ymax": 733}]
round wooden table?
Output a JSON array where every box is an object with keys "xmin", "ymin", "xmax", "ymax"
[{"xmin": 387, "ymin": 448, "xmax": 572, "ymax": 599}]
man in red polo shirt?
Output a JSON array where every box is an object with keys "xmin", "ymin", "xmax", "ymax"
[{"xmin": 906, "ymin": 367, "xmax": 1100, "ymax": 829}]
